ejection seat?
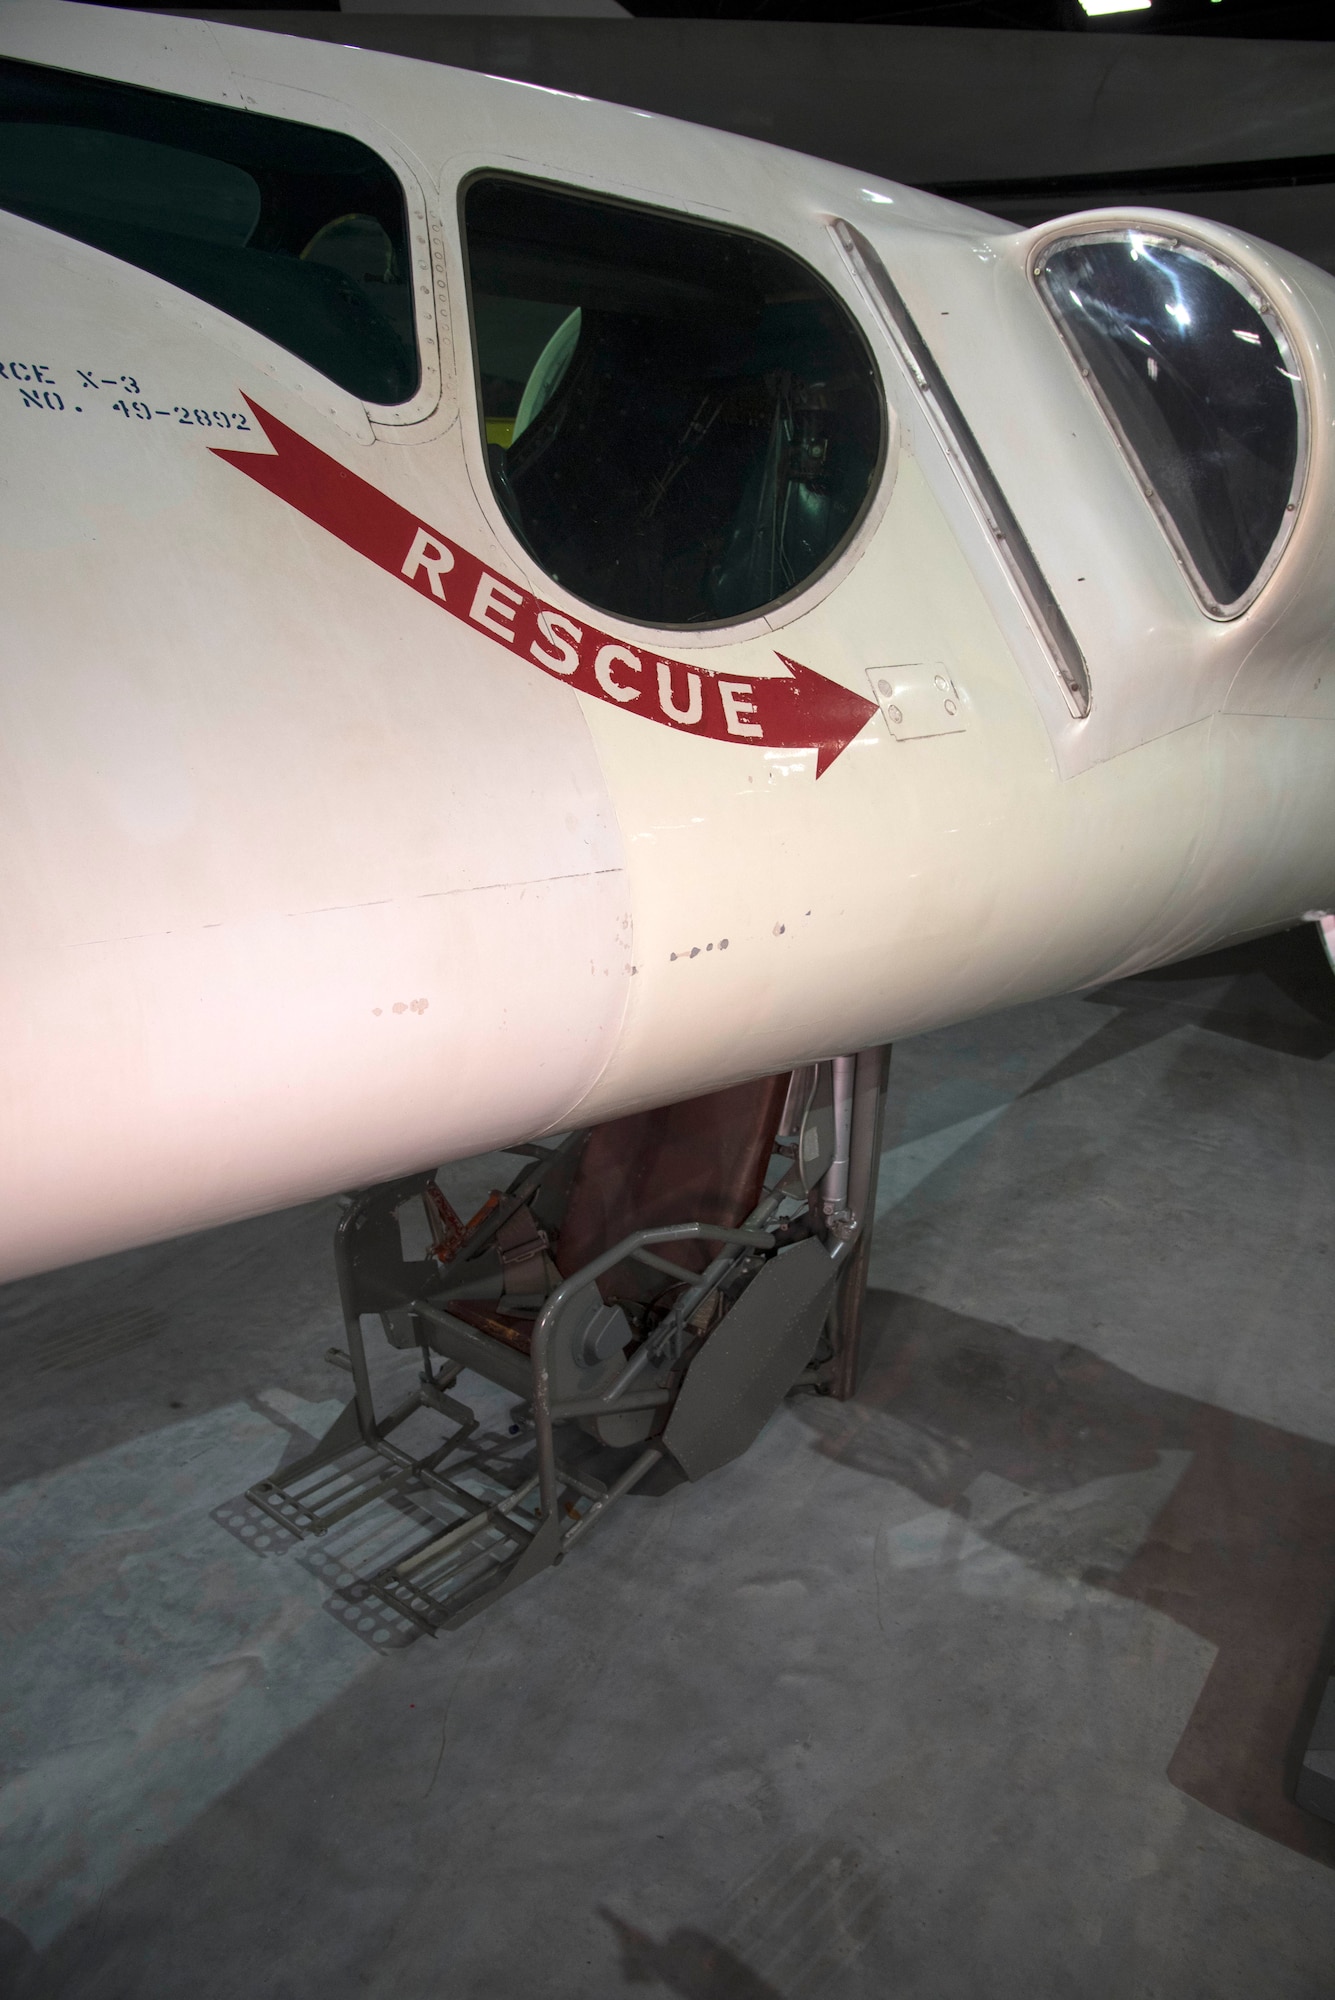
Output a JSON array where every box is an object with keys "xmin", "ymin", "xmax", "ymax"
[{"xmin": 240, "ymin": 1052, "xmax": 889, "ymax": 1640}]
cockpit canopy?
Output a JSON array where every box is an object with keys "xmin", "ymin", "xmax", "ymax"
[{"xmin": 1036, "ymin": 229, "xmax": 1307, "ymax": 617}]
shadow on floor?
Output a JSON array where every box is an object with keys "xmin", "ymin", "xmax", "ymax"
[
  {"xmin": 601, "ymin": 1908, "xmax": 782, "ymax": 2000},
  {"xmin": 1098, "ymin": 925, "xmax": 1335, "ymax": 1062},
  {"xmin": 794, "ymin": 1289, "xmax": 1335, "ymax": 1868},
  {"xmin": 1010, "ymin": 924, "xmax": 1335, "ymax": 1106},
  {"xmin": 0, "ymin": 1918, "xmax": 38, "ymax": 1994}
]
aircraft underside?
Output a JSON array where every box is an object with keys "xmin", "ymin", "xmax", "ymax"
[{"xmin": 2, "ymin": 2, "xmax": 1335, "ymax": 1615}]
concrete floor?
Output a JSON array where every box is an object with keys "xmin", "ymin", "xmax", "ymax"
[{"xmin": 3, "ymin": 930, "xmax": 1335, "ymax": 1998}]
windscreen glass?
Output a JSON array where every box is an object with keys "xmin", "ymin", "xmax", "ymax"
[
  {"xmin": 1037, "ymin": 233, "xmax": 1303, "ymax": 612},
  {"xmin": 464, "ymin": 176, "xmax": 884, "ymax": 627},
  {"xmin": 0, "ymin": 58, "xmax": 419, "ymax": 405}
]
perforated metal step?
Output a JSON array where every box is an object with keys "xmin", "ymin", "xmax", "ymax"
[{"xmin": 218, "ymin": 1411, "xmax": 552, "ymax": 1646}]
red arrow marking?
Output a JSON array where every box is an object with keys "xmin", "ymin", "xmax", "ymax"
[{"xmin": 212, "ymin": 397, "xmax": 877, "ymax": 777}]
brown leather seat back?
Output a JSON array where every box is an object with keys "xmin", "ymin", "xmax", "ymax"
[{"xmin": 555, "ymin": 1072, "xmax": 792, "ymax": 1306}]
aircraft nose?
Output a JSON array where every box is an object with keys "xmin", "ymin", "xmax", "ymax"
[{"xmin": 0, "ymin": 412, "xmax": 635, "ymax": 1280}]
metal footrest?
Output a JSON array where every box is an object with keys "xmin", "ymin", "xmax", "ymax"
[
  {"xmin": 344, "ymin": 1471, "xmax": 545, "ymax": 1639},
  {"xmin": 295, "ymin": 1471, "xmax": 546, "ymax": 1649},
  {"xmin": 1298, "ymin": 1669, "xmax": 1335, "ymax": 1824},
  {"xmin": 246, "ymin": 1433, "xmax": 463, "ymax": 1542},
  {"xmin": 228, "ymin": 1407, "xmax": 554, "ymax": 1644}
]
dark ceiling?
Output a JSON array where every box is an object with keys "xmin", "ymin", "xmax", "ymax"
[
  {"xmin": 82, "ymin": 0, "xmax": 1335, "ymax": 33},
  {"xmin": 74, "ymin": 1, "xmax": 1335, "ymax": 275},
  {"xmin": 620, "ymin": 0, "xmax": 1335, "ymax": 32}
]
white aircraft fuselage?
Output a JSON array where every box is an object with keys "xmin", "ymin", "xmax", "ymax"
[{"xmin": 2, "ymin": 2, "xmax": 1333, "ymax": 1281}]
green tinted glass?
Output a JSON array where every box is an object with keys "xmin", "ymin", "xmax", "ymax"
[
  {"xmin": 0, "ymin": 57, "xmax": 419, "ymax": 406},
  {"xmin": 465, "ymin": 176, "xmax": 884, "ymax": 628}
]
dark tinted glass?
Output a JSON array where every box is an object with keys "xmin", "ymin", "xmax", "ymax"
[
  {"xmin": 0, "ymin": 58, "xmax": 418, "ymax": 405},
  {"xmin": 464, "ymin": 177, "xmax": 883, "ymax": 626},
  {"xmin": 1038, "ymin": 235, "xmax": 1302, "ymax": 610}
]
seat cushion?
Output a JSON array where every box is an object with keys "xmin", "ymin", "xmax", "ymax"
[{"xmin": 555, "ymin": 1072, "xmax": 791, "ymax": 1306}]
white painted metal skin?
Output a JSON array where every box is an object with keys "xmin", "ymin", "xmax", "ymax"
[{"xmin": 2, "ymin": 3, "xmax": 1334, "ymax": 1281}]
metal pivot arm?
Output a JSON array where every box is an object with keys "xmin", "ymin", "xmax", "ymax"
[
  {"xmin": 519, "ymin": 1221, "xmax": 777, "ymax": 1518},
  {"xmin": 826, "ymin": 1046, "xmax": 891, "ymax": 1399}
]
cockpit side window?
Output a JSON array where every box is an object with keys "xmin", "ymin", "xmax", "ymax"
[
  {"xmin": 463, "ymin": 175, "xmax": 884, "ymax": 629},
  {"xmin": 0, "ymin": 57, "xmax": 419, "ymax": 407},
  {"xmin": 1036, "ymin": 231, "xmax": 1306, "ymax": 616}
]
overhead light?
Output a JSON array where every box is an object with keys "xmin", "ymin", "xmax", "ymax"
[{"xmin": 1079, "ymin": 0, "xmax": 1152, "ymax": 14}]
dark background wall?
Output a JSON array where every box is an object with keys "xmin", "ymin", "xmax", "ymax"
[{"xmin": 150, "ymin": 11, "xmax": 1335, "ymax": 274}]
